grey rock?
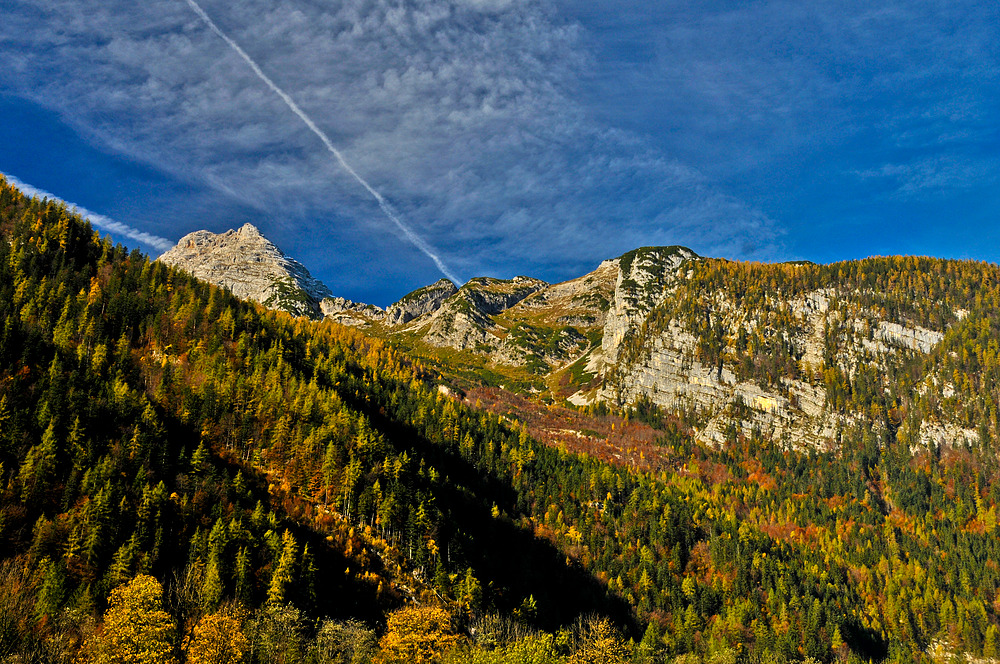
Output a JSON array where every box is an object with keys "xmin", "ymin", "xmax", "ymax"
[
  {"xmin": 158, "ymin": 223, "xmax": 333, "ymax": 318},
  {"xmin": 385, "ymin": 278, "xmax": 457, "ymax": 325},
  {"xmin": 602, "ymin": 246, "xmax": 698, "ymax": 365},
  {"xmin": 319, "ymin": 297, "xmax": 387, "ymax": 327},
  {"xmin": 421, "ymin": 276, "xmax": 548, "ymax": 351}
]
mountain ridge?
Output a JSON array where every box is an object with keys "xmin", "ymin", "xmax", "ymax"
[
  {"xmin": 157, "ymin": 224, "xmax": 984, "ymax": 457},
  {"xmin": 7, "ymin": 178, "xmax": 1000, "ymax": 661}
]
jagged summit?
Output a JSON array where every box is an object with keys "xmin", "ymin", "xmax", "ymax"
[
  {"xmin": 235, "ymin": 222, "xmax": 264, "ymax": 238},
  {"xmin": 386, "ymin": 278, "xmax": 458, "ymax": 325},
  {"xmin": 418, "ymin": 275, "xmax": 549, "ymax": 351},
  {"xmin": 158, "ymin": 224, "xmax": 333, "ymax": 318}
]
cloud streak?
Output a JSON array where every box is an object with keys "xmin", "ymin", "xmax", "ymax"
[
  {"xmin": 0, "ymin": 0, "xmax": 789, "ymax": 293},
  {"xmin": 2, "ymin": 173, "xmax": 175, "ymax": 253},
  {"xmin": 181, "ymin": 0, "xmax": 462, "ymax": 285}
]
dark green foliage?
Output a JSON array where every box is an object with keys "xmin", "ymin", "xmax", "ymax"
[
  {"xmin": 0, "ymin": 177, "xmax": 626, "ymax": 652},
  {"xmin": 5, "ymin": 176, "xmax": 1000, "ymax": 663}
]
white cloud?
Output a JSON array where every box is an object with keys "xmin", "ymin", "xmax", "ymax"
[
  {"xmin": 2, "ymin": 173, "xmax": 176, "ymax": 252},
  {"xmin": 1, "ymin": 0, "xmax": 783, "ymax": 280}
]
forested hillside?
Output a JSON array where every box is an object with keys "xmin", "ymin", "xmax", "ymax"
[
  {"xmin": 0, "ymin": 177, "xmax": 626, "ymax": 662},
  {"xmin": 3, "ymin": 175, "xmax": 1000, "ymax": 664}
]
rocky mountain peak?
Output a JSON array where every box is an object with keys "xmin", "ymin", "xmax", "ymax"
[
  {"xmin": 236, "ymin": 222, "xmax": 262, "ymax": 237},
  {"xmin": 418, "ymin": 275, "xmax": 549, "ymax": 350},
  {"xmin": 158, "ymin": 225, "xmax": 333, "ymax": 318},
  {"xmin": 320, "ymin": 296, "xmax": 388, "ymax": 327},
  {"xmin": 602, "ymin": 246, "xmax": 699, "ymax": 365},
  {"xmin": 385, "ymin": 278, "xmax": 457, "ymax": 325}
]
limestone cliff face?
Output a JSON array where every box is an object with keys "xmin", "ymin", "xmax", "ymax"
[
  {"xmin": 601, "ymin": 246, "xmax": 698, "ymax": 365},
  {"xmin": 419, "ymin": 276, "xmax": 548, "ymax": 351},
  {"xmin": 157, "ymin": 226, "xmax": 971, "ymax": 452},
  {"xmin": 158, "ymin": 224, "xmax": 332, "ymax": 318},
  {"xmin": 320, "ymin": 297, "xmax": 387, "ymax": 327},
  {"xmin": 595, "ymin": 266, "xmax": 950, "ymax": 449},
  {"xmin": 321, "ymin": 247, "xmax": 967, "ymax": 453},
  {"xmin": 385, "ymin": 279, "xmax": 457, "ymax": 325}
]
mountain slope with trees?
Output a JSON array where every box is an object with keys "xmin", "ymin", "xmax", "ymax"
[
  {"xmin": 0, "ymin": 177, "xmax": 628, "ymax": 661},
  {"xmin": 4, "ymin": 176, "xmax": 1000, "ymax": 663}
]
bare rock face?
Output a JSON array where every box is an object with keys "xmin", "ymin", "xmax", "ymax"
[
  {"xmin": 158, "ymin": 224, "xmax": 332, "ymax": 318},
  {"xmin": 596, "ymin": 270, "xmax": 953, "ymax": 449},
  {"xmin": 420, "ymin": 276, "xmax": 548, "ymax": 350},
  {"xmin": 602, "ymin": 246, "xmax": 698, "ymax": 365},
  {"xmin": 385, "ymin": 279, "xmax": 457, "ymax": 325},
  {"xmin": 510, "ymin": 258, "xmax": 618, "ymax": 327},
  {"xmin": 456, "ymin": 276, "xmax": 549, "ymax": 316},
  {"xmin": 320, "ymin": 297, "xmax": 387, "ymax": 327}
]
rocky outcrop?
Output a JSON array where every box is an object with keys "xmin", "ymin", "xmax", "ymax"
[
  {"xmin": 320, "ymin": 297, "xmax": 387, "ymax": 327},
  {"xmin": 159, "ymin": 224, "xmax": 332, "ymax": 317},
  {"xmin": 595, "ymin": 272, "xmax": 954, "ymax": 449},
  {"xmin": 492, "ymin": 325, "xmax": 588, "ymax": 368},
  {"xmin": 877, "ymin": 321, "xmax": 943, "ymax": 353},
  {"xmin": 507, "ymin": 258, "xmax": 619, "ymax": 329},
  {"xmin": 603, "ymin": 323, "xmax": 839, "ymax": 449},
  {"xmin": 420, "ymin": 276, "xmax": 548, "ymax": 351},
  {"xmin": 602, "ymin": 246, "xmax": 698, "ymax": 365},
  {"xmin": 456, "ymin": 276, "xmax": 549, "ymax": 317},
  {"xmin": 385, "ymin": 279, "xmax": 457, "ymax": 325}
]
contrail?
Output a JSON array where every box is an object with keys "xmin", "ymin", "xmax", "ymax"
[
  {"xmin": 2, "ymin": 174, "xmax": 175, "ymax": 253},
  {"xmin": 182, "ymin": 0, "xmax": 463, "ymax": 286}
]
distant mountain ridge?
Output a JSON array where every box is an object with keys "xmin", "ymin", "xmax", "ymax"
[{"xmin": 159, "ymin": 224, "xmax": 981, "ymax": 456}]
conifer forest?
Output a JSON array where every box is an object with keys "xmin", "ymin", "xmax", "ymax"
[{"xmin": 4, "ymin": 175, "xmax": 1000, "ymax": 663}]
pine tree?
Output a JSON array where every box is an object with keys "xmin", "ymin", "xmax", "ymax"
[
  {"xmin": 299, "ymin": 544, "xmax": 318, "ymax": 612},
  {"xmin": 267, "ymin": 530, "xmax": 297, "ymax": 606},
  {"xmin": 635, "ymin": 620, "xmax": 663, "ymax": 664},
  {"xmin": 34, "ymin": 557, "xmax": 66, "ymax": 619},
  {"xmin": 18, "ymin": 418, "xmax": 59, "ymax": 501},
  {"xmin": 201, "ymin": 557, "xmax": 223, "ymax": 611},
  {"xmin": 190, "ymin": 440, "xmax": 210, "ymax": 476},
  {"xmin": 234, "ymin": 547, "xmax": 252, "ymax": 605}
]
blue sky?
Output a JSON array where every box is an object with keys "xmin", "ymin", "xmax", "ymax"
[{"xmin": 1, "ymin": 0, "xmax": 998, "ymax": 306}]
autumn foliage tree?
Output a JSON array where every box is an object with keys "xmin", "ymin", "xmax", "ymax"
[
  {"xmin": 184, "ymin": 611, "xmax": 248, "ymax": 664},
  {"xmin": 85, "ymin": 574, "xmax": 175, "ymax": 664},
  {"xmin": 569, "ymin": 618, "xmax": 630, "ymax": 664},
  {"xmin": 377, "ymin": 606, "xmax": 462, "ymax": 664}
]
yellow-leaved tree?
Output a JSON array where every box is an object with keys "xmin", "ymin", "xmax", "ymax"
[
  {"xmin": 569, "ymin": 618, "xmax": 629, "ymax": 664},
  {"xmin": 376, "ymin": 606, "xmax": 462, "ymax": 664},
  {"xmin": 184, "ymin": 611, "xmax": 248, "ymax": 664},
  {"xmin": 86, "ymin": 574, "xmax": 176, "ymax": 664}
]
